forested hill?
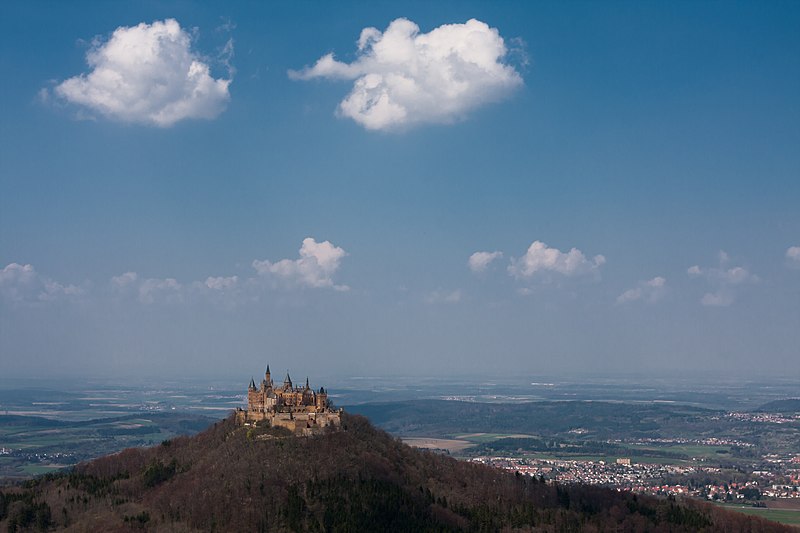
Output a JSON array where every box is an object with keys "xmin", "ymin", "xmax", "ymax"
[
  {"xmin": 757, "ymin": 399, "xmax": 800, "ymax": 413},
  {"xmin": 0, "ymin": 413, "xmax": 791, "ymax": 532}
]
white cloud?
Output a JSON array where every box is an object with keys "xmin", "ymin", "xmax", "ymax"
[
  {"xmin": 138, "ymin": 277, "xmax": 182, "ymax": 304},
  {"xmin": 291, "ymin": 18, "xmax": 522, "ymax": 130},
  {"xmin": 468, "ymin": 251, "xmax": 502, "ymax": 273},
  {"xmin": 55, "ymin": 19, "xmax": 231, "ymax": 127},
  {"xmin": 111, "ymin": 271, "xmax": 138, "ymax": 288},
  {"xmin": 617, "ymin": 276, "xmax": 666, "ymax": 304},
  {"xmin": 508, "ymin": 241, "xmax": 605, "ymax": 279},
  {"xmin": 203, "ymin": 275, "xmax": 238, "ymax": 290},
  {"xmin": 252, "ymin": 237, "xmax": 348, "ymax": 290},
  {"xmin": 787, "ymin": 246, "xmax": 800, "ymax": 266},
  {"xmin": 425, "ymin": 289, "xmax": 462, "ymax": 304},
  {"xmin": 688, "ymin": 252, "xmax": 757, "ymax": 306},
  {"xmin": 107, "ymin": 239, "xmax": 348, "ymax": 304},
  {"xmin": 0, "ymin": 263, "xmax": 83, "ymax": 303},
  {"xmin": 112, "ymin": 272, "xmax": 235, "ymax": 304}
]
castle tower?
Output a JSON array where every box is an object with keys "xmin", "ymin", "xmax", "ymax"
[
  {"xmin": 284, "ymin": 372, "xmax": 292, "ymax": 390},
  {"xmin": 316, "ymin": 386, "xmax": 328, "ymax": 410},
  {"xmin": 247, "ymin": 377, "xmax": 263, "ymax": 413},
  {"xmin": 261, "ymin": 364, "xmax": 273, "ymax": 392}
]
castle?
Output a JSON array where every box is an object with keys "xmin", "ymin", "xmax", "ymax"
[{"xmin": 235, "ymin": 365, "xmax": 341, "ymax": 435}]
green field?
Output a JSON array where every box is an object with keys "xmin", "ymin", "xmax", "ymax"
[
  {"xmin": 454, "ymin": 433, "xmax": 539, "ymax": 443},
  {"xmin": 0, "ymin": 413, "xmax": 216, "ymax": 480},
  {"xmin": 448, "ymin": 432, "xmax": 717, "ymax": 465},
  {"xmin": 20, "ymin": 464, "xmax": 66, "ymax": 476},
  {"xmin": 719, "ymin": 505, "xmax": 800, "ymax": 527}
]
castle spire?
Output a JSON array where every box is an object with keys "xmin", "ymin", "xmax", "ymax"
[{"xmin": 305, "ymin": 377, "xmax": 310, "ymax": 389}]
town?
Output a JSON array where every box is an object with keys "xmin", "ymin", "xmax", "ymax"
[{"xmin": 471, "ymin": 453, "xmax": 800, "ymax": 501}]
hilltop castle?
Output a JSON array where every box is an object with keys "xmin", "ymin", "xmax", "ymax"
[{"xmin": 235, "ymin": 365, "xmax": 341, "ymax": 435}]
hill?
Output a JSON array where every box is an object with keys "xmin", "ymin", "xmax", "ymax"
[
  {"xmin": 756, "ymin": 399, "xmax": 800, "ymax": 413},
  {"xmin": 1, "ymin": 413, "xmax": 792, "ymax": 532},
  {"xmin": 346, "ymin": 399, "xmax": 723, "ymax": 438}
]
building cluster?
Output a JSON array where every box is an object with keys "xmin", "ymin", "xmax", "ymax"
[
  {"xmin": 235, "ymin": 366, "xmax": 341, "ymax": 435},
  {"xmin": 471, "ymin": 456, "xmax": 694, "ymax": 487},
  {"xmin": 628, "ymin": 437, "xmax": 754, "ymax": 448},
  {"xmin": 471, "ymin": 455, "xmax": 800, "ymax": 501},
  {"xmin": 724, "ymin": 412, "xmax": 800, "ymax": 424}
]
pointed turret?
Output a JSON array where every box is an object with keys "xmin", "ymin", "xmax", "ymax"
[
  {"xmin": 249, "ymin": 377, "xmax": 256, "ymax": 390},
  {"xmin": 283, "ymin": 372, "xmax": 292, "ymax": 389},
  {"xmin": 265, "ymin": 364, "xmax": 272, "ymax": 385},
  {"xmin": 305, "ymin": 377, "xmax": 310, "ymax": 389}
]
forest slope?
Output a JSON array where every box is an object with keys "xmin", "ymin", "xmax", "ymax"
[{"xmin": 0, "ymin": 413, "xmax": 793, "ymax": 532}]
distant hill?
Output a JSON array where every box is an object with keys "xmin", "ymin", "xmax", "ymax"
[
  {"xmin": 756, "ymin": 399, "xmax": 800, "ymax": 413},
  {"xmin": 1, "ymin": 413, "xmax": 791, "ymax": 532},
  {"xmin": 346, "ymin": 399, "xmax": 719, "ymax": 438}
]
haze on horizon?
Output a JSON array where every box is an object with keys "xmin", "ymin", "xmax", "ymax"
[{"xmin": 1, "ymin": 2, "xmax": 798, "ymax": 382}]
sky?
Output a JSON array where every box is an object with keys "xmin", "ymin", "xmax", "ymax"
[{"xmin": 1, "ymin": 1, "xmax": 798, "ymax": 381}]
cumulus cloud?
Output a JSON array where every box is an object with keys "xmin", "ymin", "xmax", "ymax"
[
  {"xmin": 425, "ymin": 289, "xmax": 462, "ymax": 304},
  {"xmin": 617, "ymin": 276, "xmax": 666, "ymax": 304},
  {"xmin": 112, "ymin": 272, "xmax": 238, "ymax": 304},
  {"xmin": 106, "ymin": 238, "xmax": 348, "ymax": 304},
  {"xmin": 787, "ymin": 246, "xmax": 800, "ymax": 266},
  {"xmin": 508, "ymin": 241, "xmax": 605, "ymax": 279},
  {"xmin": 290, "ymin": 18, "xmax": 522, "ymax": 130},
  {"xmin": 203, "ymin": 275, "xmax": 238, "ymax": 290},
  {"xmin": 54, "ymin": 19, "xmax": 231, "ymax": 126},
  {"xmin": 138, "ymin": 277, "xmax": 182, "ymax": 304},
  {"xmin": 468, "ymin": 251, "xmax": 503, "ymax": 273},
  {"xmin": 0, "ymin": 263, "xmax": 83, "ymax": 303},
  {"xmin": 252, "ymin": 238, "xmax": 348, "ymax": 290},
  {"xmin": 688, "ymin": 251, "xmax": 758, "ymax": 306},
  {"xmin": 111, "ymin": 271, "xmax": 138, "ymax": 288}
]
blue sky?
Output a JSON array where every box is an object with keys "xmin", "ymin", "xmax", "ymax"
[{"xmin": 1, "ymin": 1, "xmax": 798, "ymax": 380}]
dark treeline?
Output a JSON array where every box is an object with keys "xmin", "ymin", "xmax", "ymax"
[{"xmin": 0, "ymin": 413, "xmax": 792, "ymax": 532}]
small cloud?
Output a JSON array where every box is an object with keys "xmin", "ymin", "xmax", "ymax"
[
  {"xmin": 252, "ymin": 237, "xmax": 348, "ymax": 290},
  {"xmin": 468, "ymin": 251, "xmax": 503, "ymax": 273},
  {"xmin": 688, "ymin": 252, "xmax": 757, "ymax": 306},
  {"xmin": 508, "ymin": 241, "xmax": 605, "ymax": 279},
  {"xmin": 138, "ymin": 277, "xmax": 182, "ymax": 304},
  {"xmin": 786, "ymin": 246, "xmax": 800, "ymax": 267},
  {"xmin": 53, "ymin": 19, "xmax": 231, "ymax": 127},
  {"xmin": 291, "ymin": 18, "xmax": 522, "ymax": 131},
  {"xmin": 617, "ymin": 276, "xmax": 667, "ymax": 304},
  {"xmin": 425, "ymin": 289, "xmax": 462, "ymax": 304},
  {"xmin": 215, "ymin": 17, "xmax": 236, "ymax": 34},
  {"xmin": 111, "ymin": 271, "xmax": 138, "ymax": 288},
  {"xmin": 0, "ymin": 263, "xmax": 83, "ymax": 303},
  {"xmin": 203, "ymin": 275, "xmax": 238, "ymax": 290}
]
